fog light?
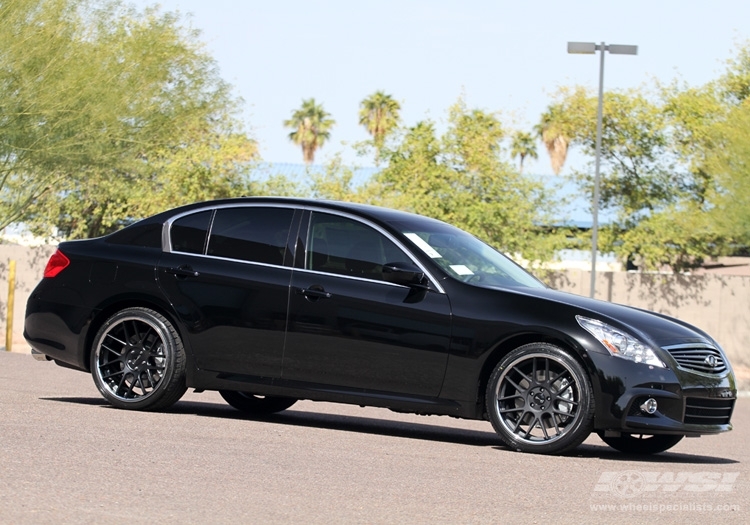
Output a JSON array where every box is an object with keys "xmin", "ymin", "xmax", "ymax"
[{"xmin": 640, "ymin": 398, "xmax": 658, "ymax": 414}]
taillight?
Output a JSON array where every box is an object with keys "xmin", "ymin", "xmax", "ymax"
[{"xmin": 43, "ymin": 250, "xmax": 70, "ymax": 278}]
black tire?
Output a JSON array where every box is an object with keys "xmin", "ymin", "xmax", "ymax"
[
  {"xmin": 90, "ymin": 307, "xmax": 187, "ymax": 410},
  {"xmin": 597, "ymin": 432, "xmax": 684, "ymax": 454},
  {"xmin": 219, "ymin": 390, "xmax": 297, "ymax": 415},
  {"xmin": 486, "ymin": 343, "xmax": 595, "ymax": 454}
]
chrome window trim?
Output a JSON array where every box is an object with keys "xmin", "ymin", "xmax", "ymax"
[
  {"xmin": 292, "ymin": 266, "xmax": 417, "ymax": 289},
  {"xmin": 162, "ymin": 202, "xmax": 296, "ymax": 254},
  {"xmin": 166, "ymin": 251, "xmax": 294, "ymax": 271},
  {"xmin": 160, "ymin": 201, "xmax": 446, "ymax": 294}
]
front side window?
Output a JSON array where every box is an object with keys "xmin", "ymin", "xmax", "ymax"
[
  {"xmin": 306, "ymin": 212, "xmax": 411, "ymax": 281},
  {"xmin": 207, "ymin": 207, "xmax": 294, "ymax": 265}
]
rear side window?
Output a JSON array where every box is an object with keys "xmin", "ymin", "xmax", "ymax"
[
  {"xmin": 207, "ymin": 207, "xmax": 294, "ymax": 265},
  {"xmin": 171, "ymin": 210, "xmax": 212, "ymax": 254}
]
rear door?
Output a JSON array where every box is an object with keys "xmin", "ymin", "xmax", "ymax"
[{"xmin": 157, "ymin": 204, "xmax": 300, "ymax": 378}]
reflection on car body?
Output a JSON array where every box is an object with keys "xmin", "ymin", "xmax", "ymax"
[{"xmin": 24, "ymin": 197, "xmax": 736, "ymax": 454}]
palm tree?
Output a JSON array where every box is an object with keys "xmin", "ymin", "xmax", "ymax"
[
  {"xmin": 535, "ymin": 108, "xmax": 569, "ymax": 175},
  {"xmin": 359, "ymin": 91, "xmax": 401, "ymax": 154},
  {"xmin": 284, "ymin": 98, "xmax": 335, "ymax": 164},
  {"xmin": 510, "ymin": 131, "xmax": 538, "ymax": 174}
]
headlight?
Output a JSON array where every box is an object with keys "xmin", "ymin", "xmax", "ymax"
[{"xmin": 576, "ymin": 316, "xmax": 666, "ymax": 368}]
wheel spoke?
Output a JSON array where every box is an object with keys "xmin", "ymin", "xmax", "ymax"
[
  {"xmin": 504, "ymin": 375, "xmax": 528, "ymax": 394},
  {"xmin": 547, "ymin": 414, "xmax": 562, "ymax": 436},
  {"xmin": 512, "ymin": 411, "xmax": 529, "ymax": 433},
  {"xmin": 523, "ymin": 415, "xmax": 540, "ymax": 439},
  {"xmin": 510, "ymin": 365, "xmax": 532, "ymax": 385},
  {"xmin": 539, "ymin": 416, "xmax": 550, "ymax": 439},
  {"xmin": 497, "ymin": 393, "xmax": 524, "ymax": 402}
]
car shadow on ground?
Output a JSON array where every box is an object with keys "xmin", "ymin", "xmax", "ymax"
[
  {"xmin": 41, "ymin": 395, "xmax": 739, "ymax": 464},
  {"xmin": 563, "ymin": 443, "xmax": 739, "ymax": 464}
]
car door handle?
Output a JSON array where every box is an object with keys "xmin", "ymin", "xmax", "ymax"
[
  {"xmin": 297, "ymin": 287, "xmax": 332, "ymax": 299},
  {"xmin": 168, "ymin": 265, "xmax": 200, "ymax": 278}
]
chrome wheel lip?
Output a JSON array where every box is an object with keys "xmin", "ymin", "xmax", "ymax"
[
  {"xmin": 493, "ymin": 352, "xmax": 582, "ymax": 446},
  {"xmin": 94, "ymin": 315, "xmax": 171, "ymax": 404}
]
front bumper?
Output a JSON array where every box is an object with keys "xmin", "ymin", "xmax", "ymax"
[{"xmin": 590, "ymin": 351, "xmax": 736, "ymax": 436}]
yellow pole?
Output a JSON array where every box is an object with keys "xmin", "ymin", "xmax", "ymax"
[{"xmin": 6, "ymin": 259, "xmax": 15, "ymax": 352}]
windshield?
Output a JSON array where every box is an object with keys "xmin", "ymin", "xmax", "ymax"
[{"xmin": 392, "ymin": 219, "xmax": 545, "ymax": 289}]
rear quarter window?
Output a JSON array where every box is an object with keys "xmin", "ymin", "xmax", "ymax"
[{"xmin": 171, "ymin": 210, "xmax": 213, "ymax": 254}]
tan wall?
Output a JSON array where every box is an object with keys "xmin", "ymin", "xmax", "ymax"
[
  {"xmin": 0, "ymin": 245, "xmax": 56, "ymax": 352},
  {"xmin": 2, "ymin": 246, "xmax": 748, "ymax": 370},
  {"xmin": 548, "ymin": 270, "xmax": 749, "ymax": 369}
]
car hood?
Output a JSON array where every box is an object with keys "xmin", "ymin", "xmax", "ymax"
[{"xmin": 514, "ymin": 286, "xmax": 717, "ymax": 349}]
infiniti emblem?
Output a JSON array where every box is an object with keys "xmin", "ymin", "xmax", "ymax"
[{"xmin": 704, "ymin": 355, "xmax": 720, "ymax": 368}]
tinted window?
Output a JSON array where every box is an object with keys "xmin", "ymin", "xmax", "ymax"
[
  {"xmin": 208, "ymin": 207, "xmax": 294, "ymax": 265},
  {"xmin": 391, "ymin": 219, "xmax": 545, "ymax": 289},
  {"xmin": 306, "ymin": 212, "xmax": 410, "ymax": 281},
  {"xmin": 171, "ymin": 210, "xmax": 212, "ymax": 254}
]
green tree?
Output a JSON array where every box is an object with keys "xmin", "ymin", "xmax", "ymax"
[
  {"xmin": 1, "ymin": 0, "xmax": 255, "ymax": 239},
  {"xmin": 537, "ymin": 86, "xmax": 712, "ymax": 270},
  {"xmin": 284, "ymin": 98, "xmax": 335, "ymax": 164},
  {"xmin": 704, "ymin": 101, "xmax": 750, "ymax": 246},
  {"xmin": 371, "ymin": 99, "xmax": 564, "ymax": 264},
  {"xmin": 358, "ymin": 91, "xmax": 401, "ymax": 159},
  {"xmin": 510, "ymin": 131, "xmax": 538, "ymax": 174}
]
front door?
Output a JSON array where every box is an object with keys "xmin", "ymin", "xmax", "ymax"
[{"xmin": 283, "ymin": 211, "xmax": 452, "ymax": 397}]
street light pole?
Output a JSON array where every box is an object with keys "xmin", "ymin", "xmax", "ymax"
[{"xmin": 567, "ymin": 42, "xmax": 637, "ymax": 299}]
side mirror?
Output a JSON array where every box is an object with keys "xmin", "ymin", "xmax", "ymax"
[{"xmin": 382, "ymin": 262, "xmax": 428, "ymax": 288}]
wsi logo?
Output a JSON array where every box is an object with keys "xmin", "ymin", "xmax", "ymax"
[{"xmin": 594, "ymin": 471, "xmax": 739, "ymax": 498}]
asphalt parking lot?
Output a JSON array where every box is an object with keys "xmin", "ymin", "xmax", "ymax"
[{"xmin": 1, "ymin": 351, "xmax": 747, "ymax": 524}]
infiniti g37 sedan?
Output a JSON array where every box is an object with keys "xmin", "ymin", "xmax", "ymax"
[{"xmin": 24, "ymin": 197, "xmax": 736, "ymax": 454}]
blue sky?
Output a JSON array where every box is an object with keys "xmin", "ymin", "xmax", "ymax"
[{"xmin": 133, "ymin": 1, "xmax": 750, "ymax": 175}]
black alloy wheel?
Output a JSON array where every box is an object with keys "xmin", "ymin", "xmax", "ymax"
[
  {"xmin": 91, "ymin": 307, "xmax": 187, "ymax": 410},
  {"xmin": 219, "ymin": 390, "xmax": 297, "ymax": 415},
  {"xmin": 597, "ymin": 432, "xmax": 684, "ymax": 454},
  {"xmin": 486, "ymin": 343, "xmax": 595, "ymax": 454}
]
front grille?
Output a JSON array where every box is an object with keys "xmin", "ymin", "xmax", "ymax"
[
  {"xmin": 664, "ymin": 345, "xmax": 727, "ymax": 374},
  {"xmin": 684, "ymin": 397, "xmax": 735, "ymax": 425}
]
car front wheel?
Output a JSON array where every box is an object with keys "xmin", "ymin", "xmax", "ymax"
[
  {"xmin": 91, "ymin": 307, "xmax": 187, "ymax": 410},
  {"xmin": 597, "ymin": 432, "xmax": 684, "ymax": 454},
  {"xmin": 486, "ymin": 343, "xmax": 595, "ymax": 454}
]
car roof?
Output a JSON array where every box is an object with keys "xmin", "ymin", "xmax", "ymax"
[{"xmin": 159, "ymin": 197, "xmax": 442, "ymax": 227}]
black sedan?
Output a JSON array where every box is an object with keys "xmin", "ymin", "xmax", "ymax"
[{"xmin": 24, "ymin": 197, "xmax": 736, "ymax": 454}]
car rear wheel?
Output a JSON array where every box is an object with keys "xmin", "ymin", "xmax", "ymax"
[
  {"xmin": 91, "ymin": 307, "xmax": 187, "ymax": 410},
  {"xmin": 486, "ymin": 343, "xmax": 595, "ymax": 454},
  {"xmin": 219, "ymin": 390, "xmax": 297, "ymax": 415},
  {"xmin": 597, "ymin": 432, "xmax": 684, "ymax": 454}
]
